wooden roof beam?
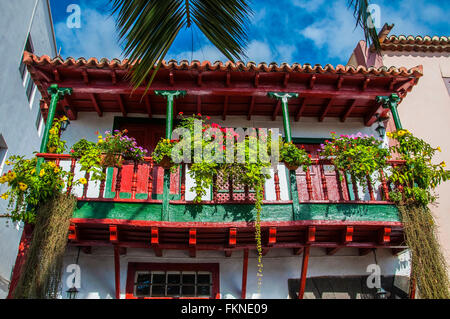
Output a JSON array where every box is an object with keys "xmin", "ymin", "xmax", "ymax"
[
  {"xmin": 283, "ymin": 73, "xmax": 290, "ymax": 88},
  {"xmin": 362, "ymin": 77, "xmax": 371, "ymax": 91},
  {"xmin": 82, "ymin": 69, "xmax": 89, "ymax": 84},
  {"xmin": 151, "ymin": 227, "xmax": 162, "ymax": 257},
  {"xmin": 336, "ymin": 75, "xmax": 344, "ymax": 90},
  {"xmin": 111, "ymin": 70, "xmax": 117, "ymax": 84},
  {"xmin": 295, "ymin": 98, "xmax": 307, "ymax": 122},
  {"xmin": 117, "ymin": 94, "xmax": 127, "ymax": 117},
  {"xmin": 61, "ymin": 95, "xmax": 77, "ymax": 120},
  {"xmin": 53, "ymin": 69, "xmax": 61, "ymax": 82},
  {"xmin": 196, "ymin": 95, "xmax": 202, "ymax": 115},
  {"xmin": 222, "ymin": 96, "xmax": 229, "ymax": 120},
  {"xmin": 90, "ymin": 93, "xmax": 103, "ymax": 117},
  {"xmin": 254, "ymin": 73, "xmax": 259, "ymax": 88},
  {"xmin": 144, "ymin": 94, "xmax": 152, "ymax": 118},
  {"xmin": 247, "ymin": 96, "xmax": 255, "ymax": 120},
  {"xmin": 340, "ymin": 99, "xmax": 358, "ymax": 122},
  {"xmin": 272, "ymin": 100, "xmax": 281, "ymax": 121},
  {"xmin": 309, "ymin": 75, "xmax": 316, "ymax": 89},
  {"xmin": 319, "ymin": 98, "xmax": 334, "ymax": 122}
]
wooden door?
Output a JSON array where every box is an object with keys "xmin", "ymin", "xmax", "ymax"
[{"xmin": 110, "ymin": 121, "xmax": 180, "ymax": 198}]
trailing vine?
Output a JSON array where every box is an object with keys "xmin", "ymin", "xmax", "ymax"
[{"xmin": 387, "ymin": 129, "xmax": 450, "ymax": 298}]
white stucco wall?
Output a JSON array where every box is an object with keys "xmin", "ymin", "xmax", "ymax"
[
  {"xmin": 0, "ymin": 0, "xmax": 56, "ymax": 298},
  {"xmin": 382, "ymin": 51, "xmax": 450, "ymax": 268},
  {"xmin": 60, "ymin": 245, "xmax": 410, "ymax": 299}
]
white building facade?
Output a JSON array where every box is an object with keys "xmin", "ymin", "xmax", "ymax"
[{"xmin": 0, "ymin": 0, "xmax": 57, "ymax": 298}]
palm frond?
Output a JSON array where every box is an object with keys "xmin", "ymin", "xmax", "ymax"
[
  {"xmin": 348, "ymin": 0, "xmax": 381, "ymax": 53},
  {"xmin": 110, "ymin": 0, "xmax": 252, "ymax": 90}
]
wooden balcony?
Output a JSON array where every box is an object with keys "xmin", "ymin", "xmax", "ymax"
[{"xmin": 36, "ymin": 153, "xmax": 407, "ymax": 254}]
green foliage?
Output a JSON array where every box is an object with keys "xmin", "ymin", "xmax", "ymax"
[
  {"xmin": 387, "ymin": 129, "xmax": 449, "ymax": 206},
  {"xmin": 71, "ymin": 139, "xmax": 105, "ymax": 182},
  {"xmin": 319, "ymin": 132, "xmax": 389, "ymax": 186},
  {"xmin": 279, "ymin": 139, "xmax": 311, "ymax": 170},
  {"xmin": 46, "ymin": 117, "xmax": 68, "ymax": 154},
  {"xmin": 0, "ymin": 156, "xmax": 71, "ymax": 223}
]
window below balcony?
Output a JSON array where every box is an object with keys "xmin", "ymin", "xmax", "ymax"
[{"xmin": 126, "ymin": 263, "xmax": 219, "ymax": 299}]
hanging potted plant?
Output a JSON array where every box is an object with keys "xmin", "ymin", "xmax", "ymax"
[
  {"xmin": 97, "ymin": 129, "xmax": 147, "ymax": 168},
  {"xmin": 152, "ymin": 138, "xmax": 178, "ymax": 170},
  {"xmin": 279, "ymin": 140, "xmax": 312, "ymax": 171}
]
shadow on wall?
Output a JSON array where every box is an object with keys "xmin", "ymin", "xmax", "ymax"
[{"xmin": 288, "ymin": 276, "xmax": 410, "ymax": 299}]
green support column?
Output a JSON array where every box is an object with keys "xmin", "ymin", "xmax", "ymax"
[
  {"xmin": 36, "ymin": 84, "xmax": 72, "ymax": 172},
  {"xmin": 376, "ymin": 93, "xmax": 402, "ymax": 130},
  {"xmin": 155, "ymin": 90, "xmax": 186, "ymax": 221},
  {"xmin": 268, "ymin": 92, "xmax": 300, "ymax": 216}
]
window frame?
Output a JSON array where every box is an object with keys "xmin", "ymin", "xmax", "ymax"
[{"xmin": 126, "ymin": 263, "xmax": 220, "ymax": 299}]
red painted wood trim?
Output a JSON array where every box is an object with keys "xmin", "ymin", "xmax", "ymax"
[
  {"xmin": 151, "ymin": 227, "xmax": 159, "ymax": 245},
  {"xmin": 70, "ymin": 218, "xmax": 403, "ymax": 229},
  {"xmin": 307, "ymin": 226, "xmax": 316, "ymax": 243},
  {"xmin": 298, "ymin": 246, "xmax": 310, "ymax": 299},
  {"xmin": 125, "ymin": 262, "xmax": 220, "ymax": 299},
  {"xmin": 268, "ymin": 227, "xmax": 277, "ymax": 245},
  {"xmin": 229, "ymin": 228, "xmax": 237, "ymax": 246},
  {"xmin": 110, "ymin": 225, "xmax": 118, "ymax": 242},
  {"xmin": 344, "ymin": 226, "xmax": 354, "ymax": 243},
  {"xmin": 189, "ymin": 228, "xmax": 197, "ymax": 246},
  {"xmin": 68, "ymin": 224, "xmax": 78, "ymax": 241},
  {"xmin": 379, "ymin": 227, "xmax": 391, "ymax": 244},
  {"xmin": 241, "ymin": 249, "xmax": 249, "ymax": 299},
  {"xmin": 114, "ymin": 246, "xmax": 121, "ymax": 299}
]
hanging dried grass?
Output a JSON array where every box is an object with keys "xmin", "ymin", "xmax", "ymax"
[
  {"xmin": 13, "ymin": 193, "xmax": 77, "ymax": 299},
  {"xmin": 398, "ymin": 204, "xmax": 450, "ymax": 299}
]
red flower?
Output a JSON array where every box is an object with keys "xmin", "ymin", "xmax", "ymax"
[
  {"xmin": 197, "ymin": 113, "xmax": 202, "ymax": 117},
  {"xmin": 178, "ymin": 112, "xmax": 183, "ymax": 115},
  {"xmin": 206, "ymin": 116, "xmax": 211, "ymax": 120},
  {"xmin": 70, "ymin": 149, "xmax": 75, "ymax": 153},
  {"xmin": 308, "ymin": 154, "xmax": 312, "ymax": 158}
]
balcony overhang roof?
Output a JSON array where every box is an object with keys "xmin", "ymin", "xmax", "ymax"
[{"xmin": 24, "ymin": 51, "xmax": 422, "ymax": 125}]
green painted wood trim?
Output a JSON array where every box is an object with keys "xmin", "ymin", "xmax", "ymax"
[
  {"xmin": 291, "ymin": 137, "xmax": 328, "ymax": 145},
  {"xmin": 294, "ymin": 203, "xmax": 400, "ymax": 222},
  {"xmin": 73, "ymin": 202, "xmax": 400, "ymax": 223}
]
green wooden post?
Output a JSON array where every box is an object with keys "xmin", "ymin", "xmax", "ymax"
[
  {"xmin": 268, "ymin": 92, "xmax": 300, "ymax": 216},
  {"xmin": 155, "ymin": 90, "xmax": 186, "ymax": 221},
  {"xmin": 36, "ymin": 84, "xmax": 72, "ymax": 172},
  {"xmin": 376, "ymin": 93, "xmax": 402, "ymax": 130}
]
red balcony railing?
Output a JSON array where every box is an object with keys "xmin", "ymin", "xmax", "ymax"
[{"xmin": 36, "ymin": 153, "xmax": 403, "ymax": 205}]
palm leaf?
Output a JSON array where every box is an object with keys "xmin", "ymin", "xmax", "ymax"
[
  {"xmin": 348, "ymin": 0, "xmax": 382, "ymax": 53},
  {"xmin": 110, "ymin": 0, "xmax": 252, "ymax": 90}
]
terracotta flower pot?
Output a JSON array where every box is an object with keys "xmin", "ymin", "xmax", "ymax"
[
  {"xmin": 100, "ymin": 154, "xmax": 124, "ymax": 168},
  {"xmin": 284, "ymin": 162, "xmax": 299, "ymax": 171},
  {"xmin": 159, "ymin": 155, "xmax": 173, "ymax": 169}
]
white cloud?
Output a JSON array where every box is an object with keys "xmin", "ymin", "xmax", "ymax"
[
  {"xmin": 292, "ymin": 0, "xmax": 326, "ymax": 13},
  {"xmin": 55, "ymin": 7, "xmax": 123, "ymax": 59}
]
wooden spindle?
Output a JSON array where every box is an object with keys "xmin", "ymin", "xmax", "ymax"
[
  {"xmin": 379, "ymin": 169, "xmax": 390, "ymax": 201},
  {"xmin": 212, "ymin": 173, "xmax": 217, "ymax": 202},
  {"xmin": 131, "ymin": 162, "xmax": 138, "ymax": 200},
  {"xmin": 244, "ymin": 185, "xmax": 250, "ymax": 201},
  {"xmin": 335, "ymin": 168, "xmax": 344, "ymax": 201},
  {"xmin": 82, "ymin": 172, "xmax": 90, "ymax": 199},
  {"xmin": 99, "ymin": 167, "xmax": 107, "ymax": 199},
  {"xmin": 305, "ymin": 167, "xmax": 313, "ymax": 201},
  {"xmin": 319, "ymin": 164, "xmax": 328, "ymax": 200},
  {"xmin": 114, "ymin": 166, "xmax": 122, "ymax": 200},
  {"xmin": 147, "ymin": 160, "xmax": 154, "ymax": 201},
  {"xmin": 351, "ymin": 174, "xmax": 359, "ymax": 201},
  {"xmin": 366, "ymin": 175, "xmax": 375, "ymax": 201},
  {"xmin": 181, "ymin": 164, "xmax": 186, "ymax": 201},
  {"xmin": 228, "ymin": 177, "xmax": 234, "ymax": 201},
  {"xmin": 66, "ymin": 158, "xmax": 76, "ymax": 195},
  {"xmin": 274, "ymin": 170, "xmax": 281, "ymax": 201}
]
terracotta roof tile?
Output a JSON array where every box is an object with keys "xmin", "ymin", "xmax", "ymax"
[
  {"xmin": 381, "ymin": 34, "xmax": 450, "ymax": 52},
  {"xmin": 23, "ymin": 51, "xmax": 423, "ymax": 78}
]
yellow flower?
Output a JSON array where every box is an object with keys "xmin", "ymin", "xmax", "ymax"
[
  {"xmin": 31, "ymin": 169, "xmax": 36, "ymax": 175},
  {"xmin": 54, "ymin": 167, "xmax": 60, "ymax": 173},
  {"xmin": 386, "ymin": 132, "xmax": 393, "ymax": 138},
  {"xmin": 48, "ymin": 162, "xmax": 56, "ymax": 168},
  {"xmin": 49, "ymin": 128, "xmax": 57, "ymax": 135},
  {"xmin": 98, "ymin": 139, "xmax": 104, "ymax": 144},
  {"xmin": 5, "ymin": 160, "xmax": 12, "ymax": 165},
  {"xmin": 8, "ymin": 172, "xmax": 16, "ymax": 181},
  {"xmin": 0, "ymin": 193, "xmax": 8, "ymax": 200},
  {"xmin": 19, "ymin": 183, "xmax": 28, "ymax": 191},
  {"xmin": 61, "ymin": 116, "xmax": 68, "ymax": 121},
  {"xmin": 79, "ymin": 178, "xmax": 87, "ymax": 185},
  {"xmin": 39, "ymin": 169, "xmax": 45, "ymax": 177},
  {"xmin": 440, "ymin": 161, "xmax": 446, "ymax": 168},
  {"xmin": 437, "ymin": 147, "xmax": 442, "ymax": 152},
  {"xmin": 0, "ymin": 176, "xmax": 7, "ymax": 184},
  {"xmin": 98, "ymin": 135, "xmax": 103, "ymax": 139}
]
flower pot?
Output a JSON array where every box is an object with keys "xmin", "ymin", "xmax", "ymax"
[
  {"xmin": 284, "ymin": 162, "xmax": 299, "ymax": 171},
  {"xmin": 100, "ymin": 154, "xmax": 124, "ymax": 168},
  {"xmin": 159, "ymin": 156, "xmax": 173, "ymax": 169}
]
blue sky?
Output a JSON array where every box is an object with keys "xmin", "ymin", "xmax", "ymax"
[{"xmin": 50, "ymin": 0, "xmax": 449, "ymax": 66}]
